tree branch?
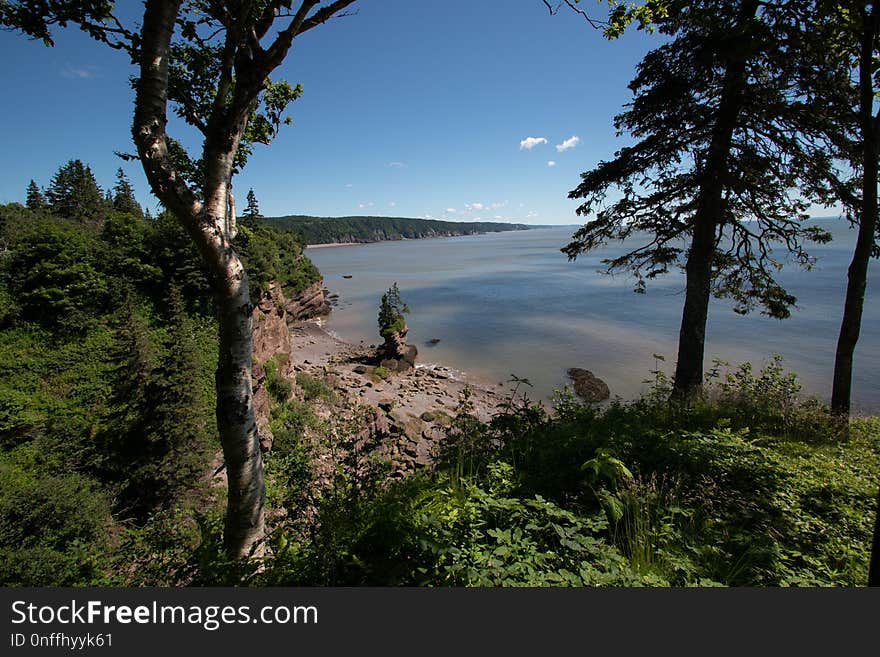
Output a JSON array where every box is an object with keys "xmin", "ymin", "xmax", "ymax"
[{"xmin": 542, "ymin": 0, "xmax": 605, "ymax": 30}]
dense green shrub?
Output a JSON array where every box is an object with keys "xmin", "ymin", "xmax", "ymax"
[
  {"xmin": 6, "ymin": 216, "xmax": 108, "ymax": 332},
  {"xmin": 234, "ymin": 222, "xmax": 320, "ymax": 300},
  {"xmin": 0, "ymin": 450, "xmax": 111, "ymax": 586},
  {"xmin": 264, "ymin": 355, "xmax": 292, "ymax": 404},
  {"xmin": 295, "ymin": 372, "xmax": 334, "ymax": 401},
  {"xmin": 478, "ymin": 371, "xmax": 880, "ymax": 586}
]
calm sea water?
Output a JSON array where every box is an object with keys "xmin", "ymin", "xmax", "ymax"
[{"xmin": 307, "ymin": 221, "xmax": 880, "ymax": 413}]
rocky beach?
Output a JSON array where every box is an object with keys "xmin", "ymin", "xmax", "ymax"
[
  {"xmin": 287, "ymin": 319, "xmax": 515, "ymax": 423},
  {"xmin": 248, "ymin": 280, "xmax": 520, "ymax": 480}
]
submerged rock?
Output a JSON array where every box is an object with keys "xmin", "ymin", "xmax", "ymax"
[{"xmin": 567, "ymin": 368, "xmax": 610, "ymax": 402}]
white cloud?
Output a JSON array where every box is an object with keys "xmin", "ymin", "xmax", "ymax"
[
  {"xmin": 446, "ymin": 208, "xmax": 457, "ymax": 213},
  {"xmin": 61, "ymin": 64, "xmax": 97, "ymax": 79},
  {"xmin": 388, "ymin": 161, "xmax": 407, "ymax": 168},
  {"xmin": 527, "ymin": 211, "xmax": 539, "ymax": 219},
  {"xmin": 389, "ymin": 201, "xmax": 397, "ymax": 207},
  {"xmin": 465, "ymin": 202, "xmax": 484, "ymax": 211},
  {"xmin": 519, "ymin": 137, "xmax": 548, "ymax": 151},
  {"xmin": 345, "ymin": 183, "xmax": 353, "ymax": 188},
  {"xmin": 555, "ymin": 136, "xmax": 580, "ymax": 152},
  {"xmin": 358, "ymin": 201, "xmax": 374, "ymax": 209},
  {"xmin": 547, "ymin": 160, "xmax": 557, "ymax": 167},
  {"xmin": 490, "ymin": 201, "xmax": 507, "ymax": 210}
]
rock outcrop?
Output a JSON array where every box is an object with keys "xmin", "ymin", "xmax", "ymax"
[
  {"xmin": 567, "ymin": 368, "xmax": 610, "ymax": 402},
  {"xmin": 284, "ymin": 280, "xmax": 330, "ymax": 323},
  {"xmin": 251, "ymin": 280, "xmax": 329, "ymax": 451},
  {"xmin": 380, "ymin": 325, "xmax": 418, "ymax": 373}
]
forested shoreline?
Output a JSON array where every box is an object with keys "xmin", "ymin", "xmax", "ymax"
[{"xmin": 260, "ymin": 214, "xmax": 530, "ymax": 245}]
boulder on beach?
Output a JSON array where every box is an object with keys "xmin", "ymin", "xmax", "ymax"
[{"xmin": 567, "ymin": 368, "xmax": 610, "ymax": 402}]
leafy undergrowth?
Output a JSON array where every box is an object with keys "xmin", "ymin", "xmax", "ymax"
[
  {"xmin": 174, "ymin": 359, "xmax": 878, "ymax": 588},
  {"xmin": 2, "ymin": 327, "xmax": 877, "ymax": 586}
]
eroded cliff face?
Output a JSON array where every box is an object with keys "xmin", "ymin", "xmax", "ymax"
[
  {"xmin": 284, "ymin": 280, "xmax": 329, "ymax": 323},
  {"xmin": 251, "ymin": 281, "xmax": 329, "ymax": 451}
]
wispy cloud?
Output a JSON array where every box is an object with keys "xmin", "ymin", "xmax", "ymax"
[
  {"xmin": 519, "ymin": 137, "xmax": 548, "ymax": 151},
  {"xmin": 446, "ymin": 208, "xmax": 457, "ymax": 213},
  {"xmin": 547, "ymin": 160, "xmax": 557, "ymax": 167},
  {"xmin": 527, "ymin": 211, "xmax": 539, "ymax": 219},
  {"xmin": 387, "ymin": 161, "xmax": 407, "ymax": 168},
  {"xmin": 490, "ymin": 201, "xmax": 507, "ymax": 210},
  {"xmin": 61, "ymin": 64, "xmax": 97, "ymax": 79},
  {"xmin": 555, "ymin": 136, "xmax": 580, "ymax": 152},
  {"xmin": 345, "ymin": 183, "xmax": 353, "ymax": 188},
  {"xmin": 465, "ymin": 202, "xmax": 484, "ymax": 211},
  {"xmin": 358, "ymin": 201, "xmax": 374, "ymax": 209},
  {"xmin": 389, "ymin": 201, "xmax": 397, "ymax": 207}
]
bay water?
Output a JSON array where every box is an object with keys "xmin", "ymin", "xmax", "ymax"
[{"xmin": 307, "ymin": 220, "xmax": 880, "ymax": 413}]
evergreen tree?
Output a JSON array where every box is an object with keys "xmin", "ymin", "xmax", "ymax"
[
  {"xmin": 45, "ymin": 159, "xmax": 105, "ymax": 222},
  {"xmin": 98, "ymin": 211, "xmax": 162, "ymax": 299},
  {"xmin": 563, "ymin": 0, "xmax": 838, "ymax": 398},
  {"xmin": 824, "ymin": 2, "xmax": 880, "ymax": 418},
  {"xmin": 25, "ymin": 180, "xmax": 45, "ymax": 210},
  {"xmin": 150, "ymin": 282, "xmax": 212, "ymax": 501},
  {"xmin": 98, "ymin": 293, "xmax": 159, "ymax": 515},
  {"xmin": 242, "ymin": 188, "xmax": 261, "ymax": 227},
  {"xmin": 113, "ymin": 168, "xmax": 143, "ymax": 217},
  {"xmin": 378, "ymin": 282, "xmax": 409, "ymax": 338},
  {"xmin": 144, "ymin": 211, "xmax": 213, "ymax": 313},
  {"xmin": 97, "ymin": 288, "xmax": 209, "ymax": 518}
]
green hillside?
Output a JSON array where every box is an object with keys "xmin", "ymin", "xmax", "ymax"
[{"xmin": 259, "ymin": 214, "xmax": 530, "ymax": 245}]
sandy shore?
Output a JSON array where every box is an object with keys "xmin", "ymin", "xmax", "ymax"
[{"xmin": 287, "ymin": 319, "xmax": 519, "ymax": 423}]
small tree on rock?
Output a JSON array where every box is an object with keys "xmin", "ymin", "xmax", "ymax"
[
  {"xmin": 378, "ymin": 282, "xmax": 409, "ymax": 338},
  {"xmin": 377, "ymin": 282, "xmax": 416, "ymax": 371}
]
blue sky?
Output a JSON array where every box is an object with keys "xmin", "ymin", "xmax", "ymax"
[{"xmin": 0, "ymin": 1, "xmax": 660, "ymax": 224}]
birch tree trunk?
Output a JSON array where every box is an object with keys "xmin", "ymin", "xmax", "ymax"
[{"xmin": 131, "ymin": 0, "xmax": 264, "ymax": 556}]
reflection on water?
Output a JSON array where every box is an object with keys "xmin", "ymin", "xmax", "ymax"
[{"xmin": 307, "ymin": 223, "xmax": 880, "ymax": 413}]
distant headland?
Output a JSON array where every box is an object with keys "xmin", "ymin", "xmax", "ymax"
[{"xmin": 258, "ymin": 214, "xmax": 531, "ymax": 245}]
